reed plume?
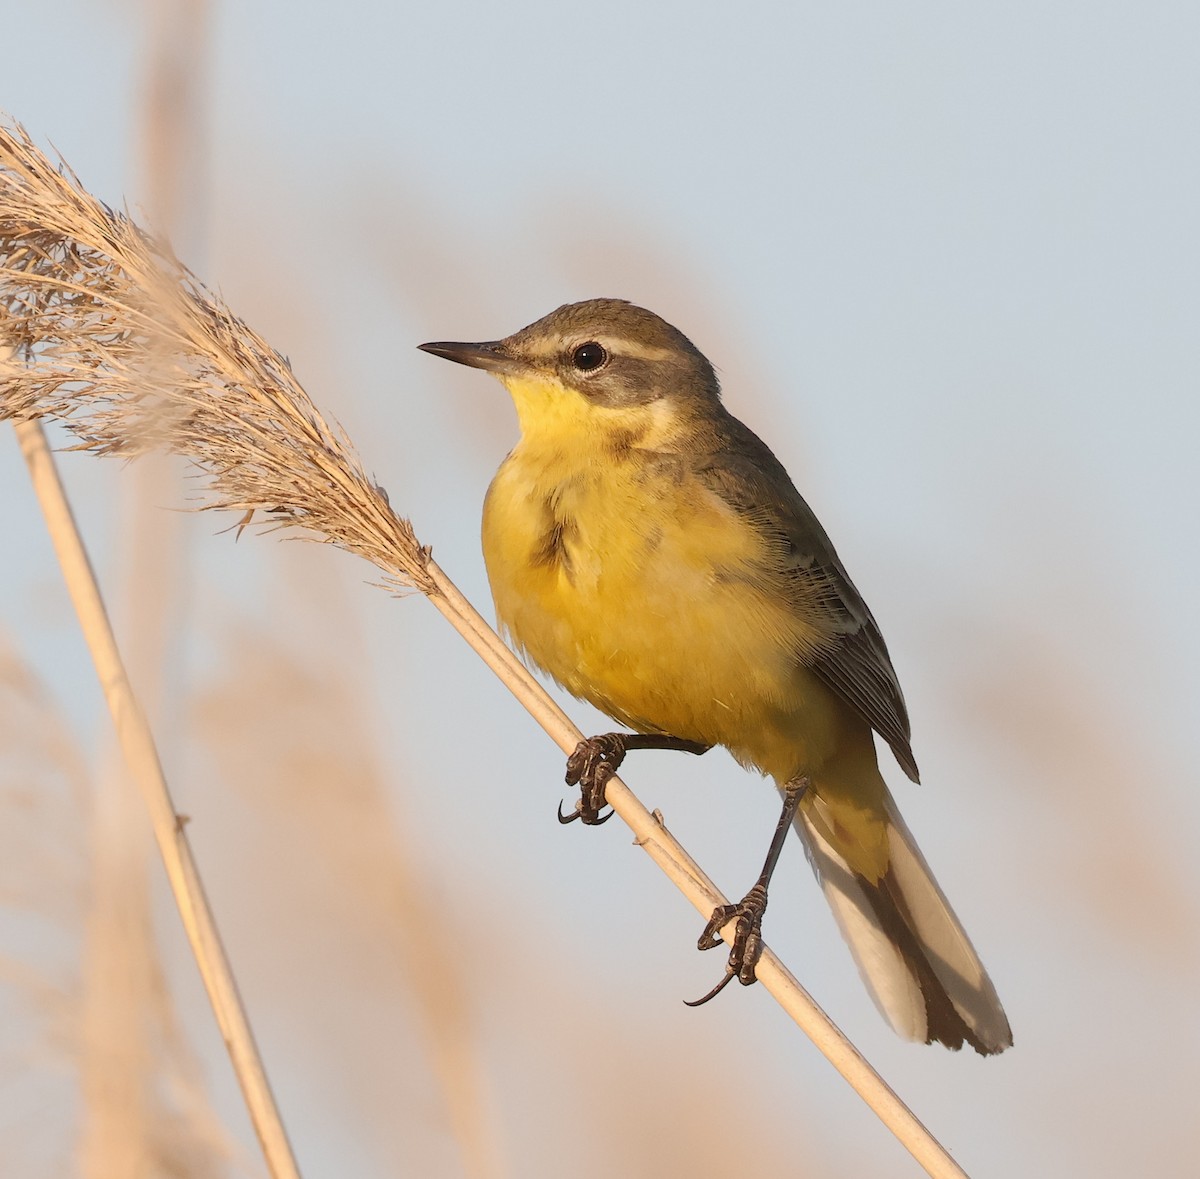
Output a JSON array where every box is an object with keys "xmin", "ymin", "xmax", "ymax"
[{"xmin": 0, "ymin": 121, "xmax": 430, "ymax": 595}]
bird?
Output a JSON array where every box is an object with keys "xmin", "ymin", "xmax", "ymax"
[{"xmin": 419, "ymin": 299, "xmax": 1012, "ymax": 1054}]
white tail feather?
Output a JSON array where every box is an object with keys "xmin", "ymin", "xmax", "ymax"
[
  {"xmin": 795, "ymin": 805, "xmax": 928, "ymax": 1041},
  {"xmin": 794, "ymin": 789, "xmax": 1012, "ymax": 1054}
]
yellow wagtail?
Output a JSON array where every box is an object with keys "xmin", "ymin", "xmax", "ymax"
[{"xmin": 420, "ymin": 299, "xmax": 1011, "ymax": 1054}]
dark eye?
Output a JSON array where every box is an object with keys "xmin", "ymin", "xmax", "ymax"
[{"xmin": 571, "ymin": 342, "xmax": 608, "ymax": 371}]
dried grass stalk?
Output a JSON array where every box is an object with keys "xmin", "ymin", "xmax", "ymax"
[
  {"xmin": 0, "ymin": 120, "xmax": 967, "ymax": 1179},
  {"xmin": 14, "ymin": 417, "xmax": 300, "ymax": 1179}
]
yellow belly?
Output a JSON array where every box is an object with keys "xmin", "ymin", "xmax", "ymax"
[{"xmin": 482, "ymin": 446, "xmax": 854, "ymax": 784}]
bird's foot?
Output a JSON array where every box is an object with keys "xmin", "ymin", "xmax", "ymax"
[
  {"xmin": 559, "ymin": 733, "xmax": 629, "ymax": 825},
  {"xmin": 685, "ymin": 882, "xmax": 769, "ymax": 1006},
  {"xmin": 558, "ymin": 733, "xmax": 710, "ymax": 825},
  {"xmin": 683, "ymin": 776, "xmax": 805, "ymax": 1006}
]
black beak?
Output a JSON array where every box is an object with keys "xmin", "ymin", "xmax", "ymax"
[{"xmin": 417, "ymin": 339, "xmax": 521, "ymax": 376}]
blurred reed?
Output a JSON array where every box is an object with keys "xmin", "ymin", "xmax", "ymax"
[
  {"xmin": 194, "ymin": 562, "xmax": 507, "ymax": 1179},
  {"xmin": 0, "ymin": 635, "xmax": 246, "ymax": 1179},
  {"xmin": 0, "ymin": 635, "xmax": 90, "ymax": 1178},
  {"xmin": 75, "ymin": 7, "xmax": 223, "ymax": 1170}
]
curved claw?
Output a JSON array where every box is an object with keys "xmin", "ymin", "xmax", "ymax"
[
  {"xmin": 557, "ymin": 800, "xmax": 616, "ymax": 826},
  {"xmin": 683, "ymin": 966, "xmax": 739, "ymax": 1007}
]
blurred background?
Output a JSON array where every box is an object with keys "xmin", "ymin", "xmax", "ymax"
[{"xmin": 2, "ymin": 2, "xmax": 1198, "ymax": 1176}]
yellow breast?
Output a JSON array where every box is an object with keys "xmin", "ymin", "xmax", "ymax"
[{"xmin": 480, "ymin": 377, "xmax": 847, "ymax": 782}]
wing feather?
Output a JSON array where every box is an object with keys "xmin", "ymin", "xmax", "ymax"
[{"xmin": 693, "ymin": 410, "xmax": 920, "ymax": 782}]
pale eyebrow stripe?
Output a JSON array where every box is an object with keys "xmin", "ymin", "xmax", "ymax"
[{"xmin": 589, "ymin": 336, "xmax": 673, "ymax": 362}]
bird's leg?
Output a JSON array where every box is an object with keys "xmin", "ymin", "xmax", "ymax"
[
  {"xmin": 686, "ymin": 776, "xmax": 809, "ymax": 1006},
  {"xmin": 559, "ymin": 733, "xmax": 710, "ymax": 826}
]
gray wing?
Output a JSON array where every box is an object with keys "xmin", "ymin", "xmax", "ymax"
[{"xmin": 693, "ymin": 412, "xmax": 920, "ymax": 783}]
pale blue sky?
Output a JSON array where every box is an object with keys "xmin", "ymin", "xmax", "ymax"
[{"xmin": 4, "ymin": 3, "xmax": 1199, "ymax": 1177}]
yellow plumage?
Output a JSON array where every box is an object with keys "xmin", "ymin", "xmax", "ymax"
[{"xmin": 484, "ymin": 371, "xmax": 890, "ymax": 877}]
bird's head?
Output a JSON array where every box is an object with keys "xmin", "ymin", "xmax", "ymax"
[{"xmin": 419, "ymin": 299, "xmax": 720, "ymax": 446}]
